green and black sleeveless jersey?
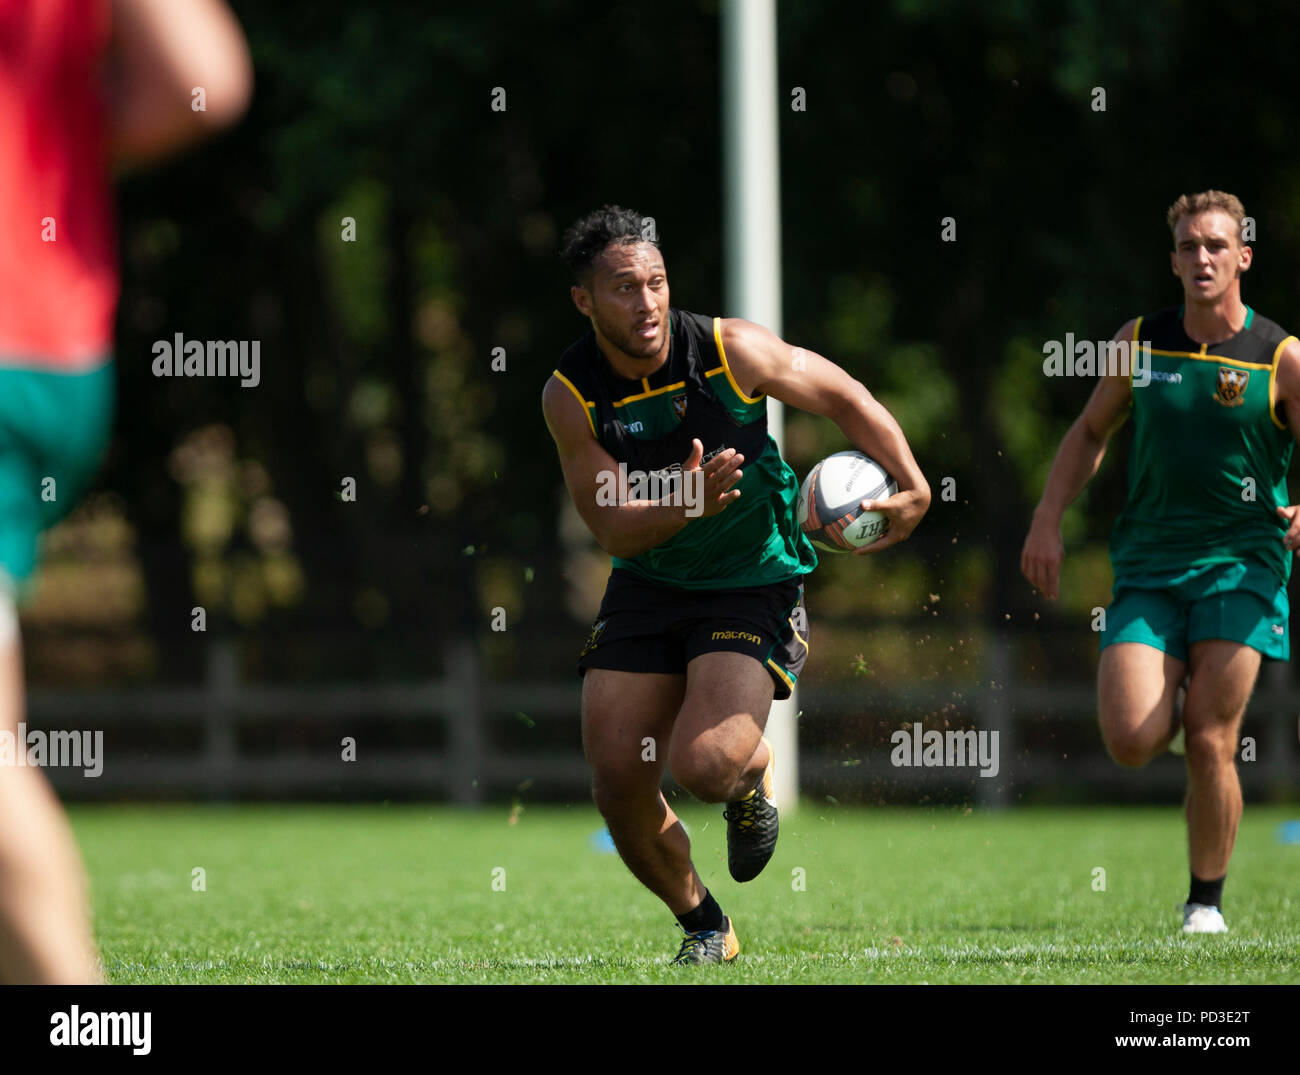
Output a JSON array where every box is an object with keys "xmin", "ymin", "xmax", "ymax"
[
  {"xmin": 1110, "ymin": 305, "xmax": 1297, "ymax": 584},
  {"xmin": 552, "ymin": 307, "xmax": 817, "ymax": 589}
]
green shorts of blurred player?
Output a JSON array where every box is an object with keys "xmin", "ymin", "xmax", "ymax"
[{"xmin": 0, "ymin": 358, "xmax": 113, "ymax": 984}]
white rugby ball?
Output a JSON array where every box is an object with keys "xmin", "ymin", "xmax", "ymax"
[{"xmin": 797, "ymin": 450, "xmax": 898, "ymax": 553}]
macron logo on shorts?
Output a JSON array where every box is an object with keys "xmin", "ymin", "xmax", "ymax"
[{"xmin": 711, "ymin": 629, "xmax": 761, "ymax": 645}]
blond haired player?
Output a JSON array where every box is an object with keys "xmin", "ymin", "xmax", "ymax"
[{"xmin": 1023, "ymin": 191, "xmax": 1300, "ymax": 934}]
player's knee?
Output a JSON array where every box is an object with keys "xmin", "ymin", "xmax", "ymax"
[
  {"xmin": 1182, "ymin": 723, "xmax": 1236, "ymax": 769},
  {"xmin": 589, "ymin": 768, "xmax": 656, "ymax": 820},
  {"xmin": 589, "ymin": 776, "xmax": 630, "ymax": 819},
  {"xmin": 1101, "ymin": 725, "xmax": 1156, "ymax": 769}
]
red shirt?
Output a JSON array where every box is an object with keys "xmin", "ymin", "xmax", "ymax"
[{"xmin": 0, "ymin": 0, "xmax": 116, "ymax": 368}]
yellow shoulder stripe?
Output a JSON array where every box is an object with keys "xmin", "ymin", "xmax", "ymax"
[
  {"xmin": 713, "ymin": 316, "xmax": 765, "ymax": 405},
  {"xmin": 1269, "ymin": 335, "xmax": 1297, "ymax": 431},
  {"xmin": 1129, "ymin": 316, "xmax": 1143, "ymax": 388},
  {"xmin": 551, "ymin": 369, "xmax": 597, "ymax": 438}
]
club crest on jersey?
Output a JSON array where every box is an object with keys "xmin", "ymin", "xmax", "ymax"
[
  {"xmin": 671, "ymin": 393, "xmax": 688, "ymax": 422},
  {"xmin": 1215, "ymin": 367, "xmax": 1249, "ymax": 407}
]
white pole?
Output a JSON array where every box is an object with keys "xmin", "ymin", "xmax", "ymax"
[{"xmin": 723, "ymin": 0, "xmax": 797, "ymax": 811}]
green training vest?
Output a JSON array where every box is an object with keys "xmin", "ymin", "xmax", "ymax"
[{"xmin": 1110, "ymin": 305, "xmax": 1297, "ymax": 584}]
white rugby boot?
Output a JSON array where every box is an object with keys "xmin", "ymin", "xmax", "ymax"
[{"xmin": 1181, "ymin": 903, "xmax": 1228, "ymax": 934}]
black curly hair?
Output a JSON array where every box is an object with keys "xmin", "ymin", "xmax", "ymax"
[{"xmin": 559, "ymin": 205, "xmax": 658, "ymax": 286}]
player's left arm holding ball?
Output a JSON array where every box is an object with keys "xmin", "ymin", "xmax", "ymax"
[{"xmin": 720, "ymin": 319, "xmax": 930, "ymax": 552}]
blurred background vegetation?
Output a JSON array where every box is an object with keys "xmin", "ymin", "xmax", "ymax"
[{"xmin": 24, "ymin": 1, "xmax": 1300, "ymax": 795}]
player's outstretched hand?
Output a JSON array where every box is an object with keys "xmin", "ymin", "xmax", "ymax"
[
  {"xmin": 1021, "ymin": 515, "xmax": 1065, "ymax": 599},
  {"xmin": 850, "ymin": 489, "xmax": 928, "ymax": 555},
  {"xmin": 684, "ymin": 438, "xmax": 743, "ymax": 517},
  {"xmin": 1278, "ymin": 505, "xmax": 1300, "ymax": 553}
]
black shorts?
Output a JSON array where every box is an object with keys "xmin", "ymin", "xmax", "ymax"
[{"xmin": 576, "ymin": 569, "xmax": 810, "ymax": 700}]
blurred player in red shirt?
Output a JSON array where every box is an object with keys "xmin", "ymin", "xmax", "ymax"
[{"xmin": 0, "ymin": 0, "xmax": 251, "ymax": 983}]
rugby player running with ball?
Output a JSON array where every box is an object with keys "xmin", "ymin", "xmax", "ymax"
[{"xmin": 543, "ymin": 206, "xmax": 929, "ymax": 963}]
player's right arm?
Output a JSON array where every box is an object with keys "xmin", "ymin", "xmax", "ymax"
[
  {"xmin": 542, "ymin": 376, "xmax": 744, "ymax": 560},
  {"xmin": 1021, "ymin": 319, "xmax": 1138, "ymax": 600}
]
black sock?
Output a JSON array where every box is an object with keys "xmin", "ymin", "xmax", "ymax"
[
  {"xmin": 676, "ymin": 890, "xmax": 724, "ymax": 934},
  {"xmin": 1188, "ymin": 873, "xmax": 1225, "ymax": 910}
]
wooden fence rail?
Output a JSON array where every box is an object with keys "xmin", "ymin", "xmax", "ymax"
[{"xmin": 29, "ymin": 638, "xmax": 1299, "ymax": 804}]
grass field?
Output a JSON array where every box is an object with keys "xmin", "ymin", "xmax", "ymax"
[{"xmin": 73, "ymin": 802, "xmax": 1300, "ymax": 984}]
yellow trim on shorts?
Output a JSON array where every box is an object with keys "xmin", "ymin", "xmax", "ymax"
[
  {"xmin": 713, "ymin": 317, "xmax": 765, "ymax": 404},
  {"xmin": 765, "ymin": 658, "xmax": 794, "ymax": 691},
  {"xmin": 551, "ymin": 370, "xmax": 597, "ymax": 437},
  {"xmin": 1268, "ymin": 335, "xmax": 1296, "ymax": 431},
  {"xmin": 789, "ymin": 617, "xmax": 809, "ymax": 654}
]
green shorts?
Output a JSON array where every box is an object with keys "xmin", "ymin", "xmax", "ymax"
[
  {"xmin": 1100, "ymin": 559, "xmax": 1290, "ymax": 662},
  {"xmin": 0, "ymin": 359, "xmax": 115, "ymax": 592}
]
